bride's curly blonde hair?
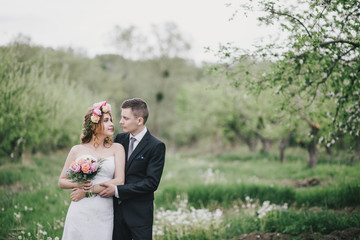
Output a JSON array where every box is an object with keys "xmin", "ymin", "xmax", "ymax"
[{"xmin": 80, "ymin": 108, "xmax": 113, "ymax": 148}]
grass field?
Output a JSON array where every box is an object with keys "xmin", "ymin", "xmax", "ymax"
[{"xmin": 0, "ymin": 148, "xmax": 359, "ymax": 239}]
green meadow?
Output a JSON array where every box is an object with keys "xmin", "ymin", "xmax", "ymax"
[{"xmin": 1, "ymin": 148, "xmax": 359, "ymax": 239}]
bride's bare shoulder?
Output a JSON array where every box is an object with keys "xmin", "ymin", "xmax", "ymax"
[
  {"xmin": 69, "ymin": 144, "xmax": 82, "ymax": 153},
  {"xmin": 69, "ymin": 144, "xmax": 90, "ymax": 155},
  {"xmin": 65, "ymin": 144, "xmax": 83, "ymax": 160},
  {"xmin": 111, "ymin": 142, "xmax": 124, "ymax": 152}
]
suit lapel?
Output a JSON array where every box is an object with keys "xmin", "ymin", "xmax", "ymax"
[
  {"xmin": 125, "ymin": 131, "xmax": 151, "ymax": 172},
  {"xmin": 122, "ymin": 133, "xmax": 130, "ymax": 152},
  {"xmin": 121, "ymin": 133, "xmax": 130, "ymax": 165}
]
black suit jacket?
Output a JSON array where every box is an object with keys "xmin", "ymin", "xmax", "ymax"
[{"xmin": 113, "ymin": 130, "xmax": 165, "ymax": 226}]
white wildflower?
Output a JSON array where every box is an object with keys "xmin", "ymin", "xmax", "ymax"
[
  {"xmin": 257, "ymin": 201, "xmax": 288, "ymax": 219},
  {"xmin": 153, "ymin": 196, "xmax": 223, "ymax": 236}
]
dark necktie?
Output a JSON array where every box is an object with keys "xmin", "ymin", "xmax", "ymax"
[{"xmin": 127, "ymin": 137, "xmax": 136, "ymax": 160}]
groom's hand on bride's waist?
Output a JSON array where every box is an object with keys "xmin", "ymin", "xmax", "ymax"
[
  {"xmin": 99, "ymin": 183, "xmax": 115, "ymax": 197},
  {"xmin": 71, "ymin": 188, "xmax": 86, "ymax": 202}
]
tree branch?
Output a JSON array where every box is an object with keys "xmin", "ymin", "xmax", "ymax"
[
  {"xmin": 315, "ymin": 47, "xmax": 355, "ymax": 89},
  {"xmin": 320, "ymin": 40, "xmax": 360, "ymax": 48},
  {"xmin": 270, "ymin": 10, "xmax": 312, "ymax": 39}
]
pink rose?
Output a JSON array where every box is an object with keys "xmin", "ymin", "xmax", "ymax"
[
  {"xmin": 90, "ymin": 162, "xmax": 98, "ymax": 172},
  {"xmin": 91, "ymin": 114, "xmax": 100, "ymax": 123},
  {"xmin": 93, "ymin": 108, "xmax": 102, "ymax": 116},
  {"xmin": 77, "ymin": 158, "xmax": 85, "ymax": 165},
  {"xmin": 101, "ymin": 103, "xmax": 111, "ymax": 113},
  {"xmin": 71, "ymin": 163, "xmax": 81, "ymax": 173},
  {"xmin": 93, "ymin": 101, "xmax": 106, "ymax": 110},
  {"xmin": 81, "ymin": 163, "xmax": 91, "ymax": 173}
]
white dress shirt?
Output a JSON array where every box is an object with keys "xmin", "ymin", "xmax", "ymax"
[{"xmin": 114, "ymin": 127, "xmax": 147, "ymax": 198}]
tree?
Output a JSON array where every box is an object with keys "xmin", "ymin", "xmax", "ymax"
[
  {"xmin": 110, "ymin": 22, "xmax": 192, "ymax": 135},
  {"xmin": 0, "ymin": 39, "xmax": 94, "ymax": 160},
  {"xmin": 219, "ymin": 0, "xmax": 360, "ymax": 167}
]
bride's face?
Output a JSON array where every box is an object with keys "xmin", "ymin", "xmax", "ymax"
[{"xmin": 101, "ymin": 113, "xmax": 114, "ymax": 137}]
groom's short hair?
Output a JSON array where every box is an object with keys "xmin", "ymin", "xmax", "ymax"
[{"xmin": 121, "ymin": 98, "xmax": 149, "ymax": 124}]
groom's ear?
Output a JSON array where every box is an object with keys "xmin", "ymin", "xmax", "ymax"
[{"xmin": 137, "ymin": 117, "xmax": 144, "ymax": 125}]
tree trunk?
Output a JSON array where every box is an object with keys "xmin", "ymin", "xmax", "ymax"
[
  {"xmin": 325, "ymin": 146, "xmax": 332, "ymax": 155},
  {"xmin": 279, "ymin": 137, "xmax": 287, "ymax": 163},
  {"xmin": 244, "ymin": 138, "xmax": 257, "ymax": 152},
  {"xmin": 278, "ymin": 134, "xmax": 291, "ymax": 163},
  {"xmin": 301, "ymin": 117, "xmax": 320, "ymax": 168},
  {"xmin": 237, "ymin": 132, "xmax": 257, "ymax": 152},
  {"xmin": 307, "ymin": 139, "xmax": 318, "ymax": 168},
  {"xmin": 11, "ymin": 138, "xmax": 24, "ymax": 159},
  {"xmin": 261, "ymin": 138, "xmax": 272, "ymax": 152}
]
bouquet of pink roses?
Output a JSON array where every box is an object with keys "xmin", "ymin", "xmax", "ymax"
[{"xmin": 66, "ymin": 157, "xmax": 104, "ymax": 183}]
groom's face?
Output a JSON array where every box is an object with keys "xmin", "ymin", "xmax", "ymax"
[{"xmin": 120, "ymin": 108, "xmax": 142, "ymax": 135}]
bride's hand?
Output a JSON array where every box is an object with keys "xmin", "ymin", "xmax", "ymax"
[
  {"xmin": 78, "ymin": 180, "xmax": 92, "ymax": 191},
  {"xmin": 71, "ymin": 188, "xmax": 86, "ymax": 202}
]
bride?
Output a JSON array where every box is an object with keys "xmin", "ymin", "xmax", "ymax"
[{"xmin": 58, "ymin": 101, "xmax": 125, "ymax": 240}]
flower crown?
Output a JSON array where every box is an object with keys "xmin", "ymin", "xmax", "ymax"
[{"xmin": 90, "ymin": 101, "xmax": 112, "ymax": 124}]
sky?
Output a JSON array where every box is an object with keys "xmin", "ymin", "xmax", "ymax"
[{"xmin": 0, "ymin": 0, "xmax": 280, "ymax": 63}]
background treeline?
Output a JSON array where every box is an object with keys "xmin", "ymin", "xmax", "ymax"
[
  {"xmin": 0, "ymin": 35, "xmax": 202, "ymax": 159},
  {"xmin": 1, "ymin": 23, "xmax": 359, "ymax": 167}
]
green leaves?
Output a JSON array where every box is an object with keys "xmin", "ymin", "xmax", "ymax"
[{"xmin": 0, "ymin": 42, "xmax": 93, "ymax": 159}]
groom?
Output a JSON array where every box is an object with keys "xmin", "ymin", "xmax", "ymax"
[{"xmin": 100, "ymin": 98, "xmax": 166, "ymax": 240}]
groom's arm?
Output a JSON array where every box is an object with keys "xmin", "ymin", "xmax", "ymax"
[{"xmin": 117, "ymin": 142, "xmax": 165, "ymax": 201}]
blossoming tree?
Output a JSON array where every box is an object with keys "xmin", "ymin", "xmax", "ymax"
[{"xmin": 217, "ymin": 0, "xmax": 360, "ymax": 167}]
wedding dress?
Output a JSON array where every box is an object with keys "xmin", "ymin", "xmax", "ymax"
[{"xmin": 62, "ymin": 155, "xmax": 115, "ymax": 240}]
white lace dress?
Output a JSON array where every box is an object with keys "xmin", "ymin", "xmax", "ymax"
[{"xmin": 62, "ymin": 155, "xmax": 115, "ymax": 240}]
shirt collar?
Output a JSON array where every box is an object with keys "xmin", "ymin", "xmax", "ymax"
[{"xmin": 130, "ymin": 127, "xmax": 147, "ymax": 142}]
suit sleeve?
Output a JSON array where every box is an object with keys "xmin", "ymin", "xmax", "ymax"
[
  {"xmin": 117, "ymin": 142, "xmax": 165, "ymax": 201},
  {"xmin": 114, "ymin": 134, "xmax": 121, "ymax": 144}
]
